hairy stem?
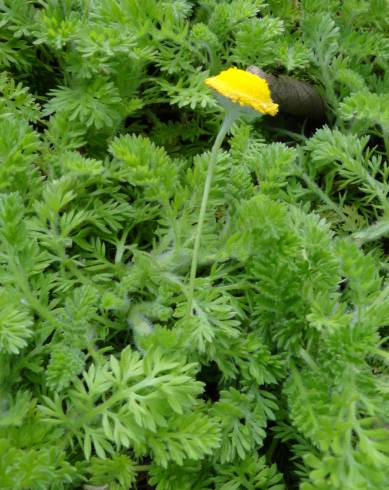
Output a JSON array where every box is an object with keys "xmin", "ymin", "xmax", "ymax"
[{"xmin": 187, "ymin": 111, "xmax": 237, "ymax": 315}]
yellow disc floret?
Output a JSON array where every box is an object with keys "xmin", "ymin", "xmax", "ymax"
[{"xmin": 205, "ymin": 67, "xmax": 279, "ymax": 116}]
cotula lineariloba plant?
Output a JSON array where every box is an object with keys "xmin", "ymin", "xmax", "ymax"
[
  {"xmin": 1, "ymin": 1, "xmax": 389, "ymax": 489},
  {"xmin": 188, "ymin": 66, "xmax": 278, "ymax": 314}
]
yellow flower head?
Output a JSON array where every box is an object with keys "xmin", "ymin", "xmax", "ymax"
[{"xmin": 205, "ymin": 67, "xmax": 278, "ymax": 116}]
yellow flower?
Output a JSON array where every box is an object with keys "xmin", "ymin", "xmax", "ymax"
[{"xmin": 205, "ymin": 67, "xmax": 278, "ymax": 116}]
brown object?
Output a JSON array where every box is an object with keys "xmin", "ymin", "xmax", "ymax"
[{"xmin": 247, "ymin": 65, "xmax": 326, "ymax": 121}]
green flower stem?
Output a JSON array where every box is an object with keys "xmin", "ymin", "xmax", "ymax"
[
  {"xmin": 134, "ymin": 465, "xmax": 150, "ymax": 472},
  {"xmin": 187, "ymin": 110, "xmax": 238, "ymax": 315}
]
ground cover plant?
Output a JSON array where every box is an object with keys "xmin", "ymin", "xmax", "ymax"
[{"xmin": 0, "ymin": 0, "xmax": 389, "ymax": 488}]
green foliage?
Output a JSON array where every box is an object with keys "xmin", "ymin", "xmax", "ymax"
[
  {"xmin": 86, "ymin": 454, "xmax": 136, "ymax": 490},
  {"xmin": 231, "ymin": 17, "xmax": 284, "ymax": 68},
  {"xmin": 39, "ymin": 346, "xmax": 216, "ymax": 466},
  {"xmin": 214, "ymin": 454, "xmax": 285, "ymax": 489},
  {"xmin": 0, "ymin": 287, "xmax": 33, "ymax": 354},
  {"xmin": 212, "ymin": 387, "xmax": 278, "ymax": 463},
  {"xmin": 0, "ymin": 440, "xmax": 78, "ymax": 490},
  {"xmin": 340, "ymin": 92, "xmax": 389, "ymax": 132},
  {"xmin": 109, "ymin": 134, "xmax": 179, "ymax": 201},
  {"xmin": 43, "ymin": 79, "xmax": 123, "ymax": 130},
  {"xmin": 46, "ymin": 344, "xmax": 85, "ymax": 391},
  {"xmin": 303, "ymin": 126, "xmax": 389, "ymax": 223},
  {"xmin": 0, "ymin": 114, "xmax": 41, "ymax": 194},
  {"xmin": 0, "ymin": 1, "xmax": 388, "ymax": 489}
]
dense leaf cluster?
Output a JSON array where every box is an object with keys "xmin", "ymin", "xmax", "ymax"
[{"xmin": 0, "ymin": 0, "xmax": 388, "ymax": 489}]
